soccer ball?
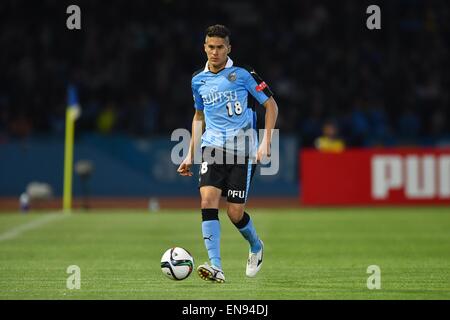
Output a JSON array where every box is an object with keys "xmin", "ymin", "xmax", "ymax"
[{"xmin": 160, "ymin": 247, "xmax": 194, "ymax": 280}]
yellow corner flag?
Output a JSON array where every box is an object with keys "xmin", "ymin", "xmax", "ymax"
[{"xmin": 63, "ymin": 85, "xmax": 81, "ymax": 213}]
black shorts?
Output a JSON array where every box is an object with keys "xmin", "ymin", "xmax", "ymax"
[{"xmin": 198, "ymin": 147, "xmax": 257, "ymax": 204}]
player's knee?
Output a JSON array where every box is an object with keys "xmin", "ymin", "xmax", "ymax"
[
  {"xmin": 201, "ymin": 198, "xmax": 219, "ymax": 209},
  {"xmin": 227, "ymin": 206, "xmax": 244, "ymax": 224}
]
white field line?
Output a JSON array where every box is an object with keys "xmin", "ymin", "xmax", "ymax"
[{"xmin": 0, "ymin": 213, "xmax": 67, "ymax": 242}]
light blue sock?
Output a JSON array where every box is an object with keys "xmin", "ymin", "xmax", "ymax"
[
  {"xmin": 201, "ymin": 209, "xmax": 222, "ymax": 269},
  {"xmin": 236, "ymin": 213, "xmax": 262, "ymax": 253}
]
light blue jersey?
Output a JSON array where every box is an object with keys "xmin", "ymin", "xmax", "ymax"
[{"xmin": 192, "ymin": 57, "xmax": 273, "ymax": 155}]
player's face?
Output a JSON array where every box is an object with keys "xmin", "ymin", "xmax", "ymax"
[{"xmin": 204, "ymin": 36, "xmax": 231, "ymax": 69}]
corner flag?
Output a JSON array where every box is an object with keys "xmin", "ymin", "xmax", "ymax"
[{"xmin": 63, "ymin": 84, "xmax": 81, "ymax": 213}]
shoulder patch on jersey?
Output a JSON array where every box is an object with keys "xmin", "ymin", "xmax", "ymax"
[
  {"xmin": 256, "ymin": 81, "xmax": 268, "ymax": 92},
  {"xmin": 235, "ymin": 64, "xmax": 274, "ymax": 98},
  {"xmin": 233, "ymin": 64, "xmax": 274, "ymax": 99}
]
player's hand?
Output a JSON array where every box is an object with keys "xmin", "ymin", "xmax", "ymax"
[
  {"xmin": 177, "ymin": 156, "xmax": 193, "ymax": 177},
  {"xmin": 256, "ymin": 141, "xmax": 271, "ymax": 163}
]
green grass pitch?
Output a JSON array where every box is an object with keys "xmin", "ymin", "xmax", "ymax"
[{"xmin": 0, "ymin": 207, "xmax": 449, "ymax": 300}]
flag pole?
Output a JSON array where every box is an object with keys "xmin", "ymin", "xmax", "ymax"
[{"xmin": 63, "ymin": 85, "xmax": 81, "ymax": 214}]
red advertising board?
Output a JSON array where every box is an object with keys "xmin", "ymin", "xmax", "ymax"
[{"xmin": 300, "ymin": 148, "xmax": 450, "ymax": 205}]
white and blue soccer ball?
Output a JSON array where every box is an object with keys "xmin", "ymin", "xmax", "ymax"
[{"xmin": 160, "ymin": 247, "xmax": 194, "ymax": 280}]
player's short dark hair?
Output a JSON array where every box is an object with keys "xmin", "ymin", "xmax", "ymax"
[{"xmin": 205, "ymin": 24, "xmax": 231, "ymax": 43}]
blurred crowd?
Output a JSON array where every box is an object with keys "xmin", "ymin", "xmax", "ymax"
[{"xmin": 0, "ymin": 0, "xmax": 449, "ymax": 147}]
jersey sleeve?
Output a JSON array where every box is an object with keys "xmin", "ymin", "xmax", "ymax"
[
  {"xmin": 191, "ymin": 79, "xmax": 204, "ymax": 111},
  {"xmin": 243, "ymin": 67, "xmax": 273, "ymax": 105}
]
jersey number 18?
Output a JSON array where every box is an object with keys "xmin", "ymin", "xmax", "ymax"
[{"xmin": 226, "ymin": 101, "xmax": 243, "ymax": 117}]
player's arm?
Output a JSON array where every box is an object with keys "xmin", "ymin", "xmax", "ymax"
[
  {"xmin": 257, "ymin": 96, "xmax": 278, "ymax": 162},
  {"xmin": 241, "ymin": 66, "xmax": 278, "ymax": 162},
  {"xmin": 188, "ymin": 110, "xmax": 205, "ymax": 161},
  {"xmin": 177, "ymin": 110, "xmax": 205, "ymax": 177},
  {"xmin": 178, "ymin": 75, "xmax": 206, "ymax": 177}
]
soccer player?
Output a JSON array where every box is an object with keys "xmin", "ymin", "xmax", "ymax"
[{"xmin": 177, "ymin": 25, "xmax": 278, "ymax": 283}]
